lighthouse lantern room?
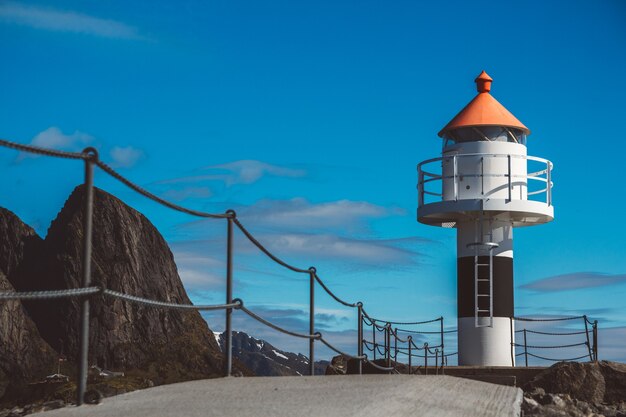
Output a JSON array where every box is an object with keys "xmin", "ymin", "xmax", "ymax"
[{"xmin": 417, "ymin": 71, "xmax": 554, "ymax": 366}]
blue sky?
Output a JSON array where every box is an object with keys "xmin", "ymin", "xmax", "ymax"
[{"xmin": 1, "ymin": 0, "xmax": 625, "ymax": 363}]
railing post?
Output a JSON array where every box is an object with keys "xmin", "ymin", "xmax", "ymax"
[
  {"xmin": 440, "ymin": 317, "xmax": 445, "ymax": 369},
  {"xmin": 77, "ymin": 148, "xmax": 97, "ymax": 406},
  {"xmin": 584, "ymin": 316, "xmax": 593, "ymax": 361},
  {"xmin": 309, "ymin": 267, "xmax": 316, "ymax": 376},
  {"xmin": 435, "ymin": 349, "xmax": 439, "ymax": 375},
  {"xmin": 547, "ymin": 160, "xmax": 552, "ymax": 206},
  {"xmin": 385, "ymin": 323, "xmax": 391, "ymax": 373},
  {"xmin": 593, "ymin": 320, "xmax": 598, "ymax": 362},
  {"xmin": 424, "ymin": 343, "xmax": 428, "ymax": 375},
  {"xmin": 453, "ymin": 155, "xmax": 458, "ymax": 201},
  {"xmin": 510, "ymin": 317, "xmax": 515, "ymax": 367},
  {"xmin": 523, "ymin": 328, "xmax": 528, "ymax": 367},
  {"xmin": 372, "ymin": 322, "xmax": 376, "ymax": 360},
  {"xmin": 507, "ymin": 154, "xmax": 512, "ymax": 202},
  {"xmin": 418, "ymin": 168, "xmax": 424, "ymax": 207},
  {"xmin": 408, "ymin": 336, "xmax": 412, "ymax": 375},
  {"xmin": 393, "ymin": 328, "xmax": 398, "ymax": 373},
  {"xmin": 225, "ymin": 210, "xmax": 235, "ymax": 377},
  {"xmin": 357, "ymin": 302, "xmax": 363, "ymax": 375}
]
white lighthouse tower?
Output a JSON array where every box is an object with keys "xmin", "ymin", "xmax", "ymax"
[{"xmin": 417, "ymin": 71, "xmax": 554, "ymax": 366}]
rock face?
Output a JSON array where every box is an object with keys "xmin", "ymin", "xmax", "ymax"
[
  {"xmin": 216, "ymin": 331, "xmax": 328, "ymax": 376},
  {"xmin": 523, "ymin": 361, "xmax": 626, "ymax": 416},
  {"xmin": 13, "ymin": 186, "xmax": 228, "ymax": 384},
  {"xmin": 0, "ymin": 209, "xmax": 57, "ymax": 399}
]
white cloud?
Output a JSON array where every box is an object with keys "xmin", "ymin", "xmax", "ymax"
[
  {"xmin": 159, "ymin": 160, "xmax": 306, "ymax": 186},
  {"xmin": 256, "ymin": 233, "xmax": 415, "ymax": 264},
  {"xmin": 238, "ymin": 198, "xmax": 398, "ymax": 230},
  {"xmin": 109, "ymin": 146, "xmax": 144, "ymax": 168},
  {"xmin": 17, "ymin": 126, "xmax": 93, "ymax": 160},
  {"xmin": 162, "ymin": 186, "xmax": 212, "ymax": 201},
  {"xmin": 0, "ymin": 2, "xmax": 142, "ymax": 40},
  {"xmin": 521, "ymin": 272, "xmax": 626, "ymax": 292}
]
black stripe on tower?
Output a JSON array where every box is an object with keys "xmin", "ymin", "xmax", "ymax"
[{"xmin": 457, "ymin": 256, "xmax": 513, "ymax": 318}]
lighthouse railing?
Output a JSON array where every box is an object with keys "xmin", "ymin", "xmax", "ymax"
[{"xmin": 417, "ymin": 153, "xmax": 553, "ymax": 207}]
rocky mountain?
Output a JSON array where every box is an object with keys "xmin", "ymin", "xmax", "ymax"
[
  {"xmin": 1, "ymin": 186, "xmax": 249, "ymax": 404},
  {"xmin": 215, "ymin": 331, "xmax": 328, "ymax": 376},
  {"xmin": 0, "ymin": 208, "xmax": 57, "ymax": 399}
]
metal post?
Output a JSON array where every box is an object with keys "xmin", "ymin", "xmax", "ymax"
[
  {"xmin": 372, "ymin": 322, "xmax": 376, "ymax": 360},
  {"xmin": 440, "ymin": 317, "xmax": 444, "ymax": 369},
  {"xmin": 584, "ymin": 316, "xmax": 593, "ymax": 361},
  {"xmin": 435, "ymin": 349, "xmax": 439, "ymax": 375},
  {"xmin": 547, "ymin": 161, "xmax": 552, "ymax": 206},
  {"xmin": 309, "ymin": 267, "xmax": 315, "ymax": 376},
  {"xmin": 453, "ymin": 155, "xmax": 458, "ymax": 201},
  {"xmin": 385, "ymin": 323, "xmax": 391, "ymax": 373},
  {"xmin": 225, "ymin": 211, "xmax": 235, "ymax": 377},
  {"xmin": 424, "ymin": 343, "xmax": 428, "ymax": 375},
  {"xmin": 507, "ymin": 154, "xmax": 512, "ymax": 202},
  {"xmin": 593, "ymin": 320, "xmax": 598, "ymax": 362},
  {"xmin": 418, "ymin": 169, "xmax": 424, "ymax": 207},
  {"xmin": 510, "ymin": 317, "xmax": 515, "ymax": 367},
  {"xmin": 523, "ymin": 329, "xmax": 528, "ymax": 367},
  {"xmin": 77, "ymin": 148, "xmax": 96, "ymax": 406},
  {"xmin": 408, "ymin": 336, "xmax": 412, "ymax": 375},
  {"xmin": 393, "ymin": 328, "xmax": 398, "ymax": 372},
  {"xmin": 357, "ymin": 302, "xmax": 363, "ymax": 375}
]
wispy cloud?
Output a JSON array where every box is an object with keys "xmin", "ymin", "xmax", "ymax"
[
  {"xmin": 520, "ymin": 272, "xmax": 626, "ymax": 292},
  {"xmin": 109, "ymin": 146, "xmax": 144, "ymax": 169},
  {"xmin": 159, "ymin": 160, "xmax": 306, "ymax": 186},
  {"xmin": 237, "ymin": 198, "xmax": 403, "ymax": 231},
  {"xmin": 17, "ymin": 126, "xmax": 93, "ymax": 161},
  {"xmin": 163, "ymin": 186, "xmax": 212, "ymax": 201},
  {"xmin": 0, "ymin": 2, "xmax": 142, "ymax": 40}
]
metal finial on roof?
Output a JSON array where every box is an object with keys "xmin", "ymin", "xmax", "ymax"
[{"xmin": 475, "ymin": 71, "xmax": 493, "ymax": 93}]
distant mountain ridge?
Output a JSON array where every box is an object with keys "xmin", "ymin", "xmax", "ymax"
[{"xmin": 214, "ymin": 331, "xmax": 328, "ymax": 376}]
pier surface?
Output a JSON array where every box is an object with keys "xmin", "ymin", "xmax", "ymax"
[{"xmin": 39, "ymin": 374, "xmax": 522, "ymax": 417}]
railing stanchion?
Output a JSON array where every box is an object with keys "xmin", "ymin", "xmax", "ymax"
[
  {"xmin": 593, "ymin": 320, "xmax": 598, "ymax": 362},
  {"xmin": 385, "ymin": 323, "xmax": 391, "ymax": 374},
  {"xmin": 77, "ymin": 148, "xmax": 97, "ymax": 406},
  {"xmin": 523, "ymin": 328, "xmax": 528, "ymax": 367},
  {"xmin": 309, "ymin": 267, "xmax": 316, "ymax": 376},
  {"xmin": 547, "ymin": 160, "xmax": 552, "ymax": 206},
  {"xmin": 435, "ymin": 349, "xmax": 439, "ymax": 375},
  {"xmin": 583, "ymin": 315, "xmax": 593, "ymax": 361},
  {"xmin": 507, "ymin": 154, "xmax": 512, "ymax": 202},
  {"xmin": 440, "ymin": 316, "xmax": 445, "ymax": 370},
  {"xmin": 424, "ymin": 343, "xmax": 428, "ymax": 375},
  {"xmin": 357, "ymin": 302, "xmax": 363, "ymax": 375},
  {"xmin": 393, "ymin": 328, "xmax": 398, "ymax": 373},
  {"xmin": 373, "ymin": 322, "xmax": 376, "ymax": 360},
  {"xmin": 408, "ymin": 336, "xmax": 412, "ymax": 375},
  {"xmin": 225, "ymin": 211, "xmax": 235, "ymax": 377}
]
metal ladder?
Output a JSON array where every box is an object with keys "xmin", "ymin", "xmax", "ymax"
[{"xmin": 467, "ymin": 217, "xmax": 498, "ymax": 328}]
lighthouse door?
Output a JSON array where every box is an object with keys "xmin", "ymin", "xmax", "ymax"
[{"xmin": 467, "ymin": 217, "xmax": 498, "ymax": 328}]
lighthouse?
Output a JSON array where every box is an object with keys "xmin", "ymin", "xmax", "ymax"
[{"xmin": 417, "ymin": 72, "xmax": 554, "ymax": 366}]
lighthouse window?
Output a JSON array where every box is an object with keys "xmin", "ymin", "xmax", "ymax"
[{"xmin": 443, "ymin": 127, "xmax": 527, "ymax": 148}]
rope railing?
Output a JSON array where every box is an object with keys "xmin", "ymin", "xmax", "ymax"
[
  {"xmin": 0, "ymin": 138, "xmax": 450, "ymax": 403},
  {"xmin": 0, "ymin": 138, "xmax": 601, "ymax": 401},
  {"xmin": 512, "ymin": 315, "xmax": 598, "ymax": 366}
]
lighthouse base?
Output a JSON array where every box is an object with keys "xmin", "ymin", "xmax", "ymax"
[{"xmin": 458, "ymin": 317, "xmax": 515, "ymax": 366}]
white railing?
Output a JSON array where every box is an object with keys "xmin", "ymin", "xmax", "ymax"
[{"xmin": 417, "ymin": 153, "xmax": 553, "ymax": 207}]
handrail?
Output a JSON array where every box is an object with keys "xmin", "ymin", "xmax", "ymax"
[{"xmin": 417, "ymin": 152, "xmax": 553, "ymax": 207}]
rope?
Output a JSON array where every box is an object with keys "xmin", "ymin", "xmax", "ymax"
[
  {"xmin": 526, "ymin": 353, "xmax": 591, "ymax": 362},
  {"xmin": 313, "ymin": 272, "xmax": 357, "ymax": 308},
  {"xmin": 102, "ymin": 289, "xmax": 239, "ymax": 311},
  {"xmin": 514, "ymin": 316, "xmax": 585, "ymax": 322},
  {"xmin": 364, "ymin": 359, "xmax": 397, "ymax": 372},
  {"xmin": 0, "ymin": 138, "xmax": 88, "ymax": 160},
  {"xmin": 367, "ymin": 316, "xmax": 442, "ymax": 325},
  {"xmin": 512, "ymin": 342, "xmax": 588, "ymax": 349},
  {"xmin": 396, "ymin": 328, "xmax": 456, "ymax": 334},
  {"xmin": 95, "ymin": 160, "xmax": 228, "ymax": 219},
  {"xmin": 232, "ymin": 218, "xmax": 310, "ymax": 273},
  {"xmin": 238, "ymin": 304, "xmax": 320, "ymax": 340},
  {"xmin": 0, "ymin": 287, "xmax": 101, "ymax": 300},
  {"xmin": 515, "ymin": 329, "xmax": 588, "ymax": 336}
]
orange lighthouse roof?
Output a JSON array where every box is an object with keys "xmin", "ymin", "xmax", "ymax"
[{"xmin": 438, "ymin": 71, "xmax": 530, "ymax": 137}]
